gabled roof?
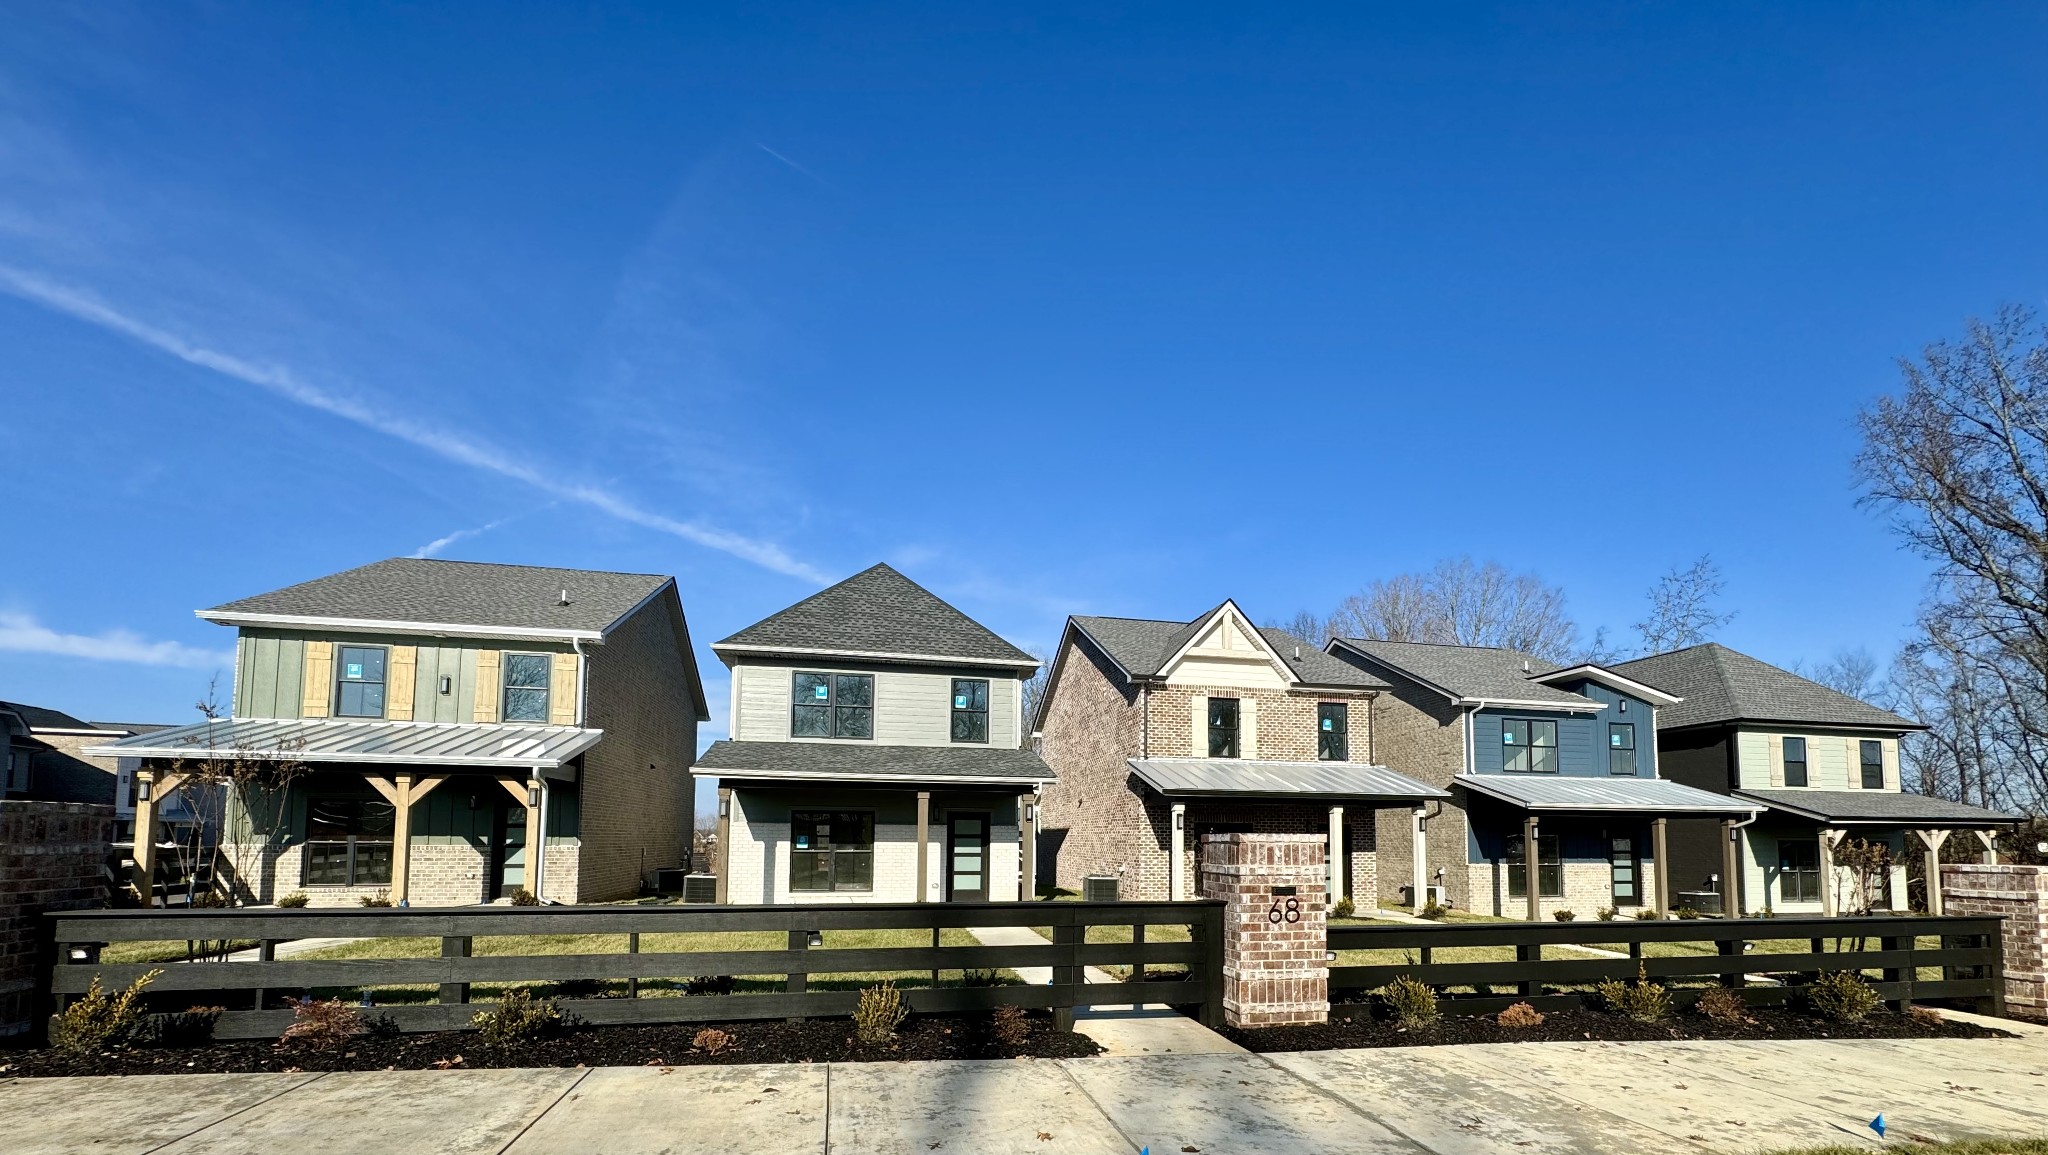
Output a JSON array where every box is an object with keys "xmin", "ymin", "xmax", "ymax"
[
  {"xmin": 201, "ymin": 558, "xmax": 673, "ymax": 640},
  {"xmin": 0, "ymin": 701, "xmax": 122, "ymax": 734},
  {"xmin": 714, "ymin": 564, "xmax": 1037, "ymax": 669},
  {"xmin": 1611, "ymin": 643, "xmax": 1922, "ymax": 733},
  {"xmin": 1067, "ymin": 613, "xmax": 1387, "ymax": 689},
  {"xmin": 1328, "ymin": 639, "xmax": 1597, "ymax": 710}
]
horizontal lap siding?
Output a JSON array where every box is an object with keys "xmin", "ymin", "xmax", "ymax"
[{"xmin": 731, "ymin": 660, "xmax": 1022, "ymax": 747}]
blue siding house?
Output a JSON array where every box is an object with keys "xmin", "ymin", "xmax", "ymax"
[{"xmin": 1326, "ymin": 640, "xmax": 1755, "ymax": 919}]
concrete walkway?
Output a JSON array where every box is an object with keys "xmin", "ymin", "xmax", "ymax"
[
  {"xmin": 11, "ymin": 1030, "xmax": 2046, "ymax": 1154},
  {"xmin": 968, "ymin": 925, "xmax": 1245, "ymax": 1057}
]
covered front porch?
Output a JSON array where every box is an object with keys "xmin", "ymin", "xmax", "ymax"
[{"xmin": 1733, "ymin": 788, "xmax": 2015, "ymax": 916}]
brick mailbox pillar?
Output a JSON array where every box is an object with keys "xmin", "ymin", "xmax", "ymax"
[
  {"xmin": 1943, "ymin": 862, "xmax": 2048, "ymax": 1018},
  {"xmin": 1199, "ymin": 832, "xmax": 1328, "ymax": 1027}
]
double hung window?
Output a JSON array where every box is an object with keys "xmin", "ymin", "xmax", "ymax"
[
  {"xmin": 951, "ymin": 679, "xmax": 990, "ymax": 743},
  {"xmin": 790, "ymin": 811, "xmax": 875, "ymax": 892},
  {"xmin": 502, "ymin": 653, "xmax": 552, "ymax": 723},
  {"xmin": 1779, "ymin": 839, "xmax": 1821, "ymax": 903},
  {"xmin": 1860, "ymin": 740, "xmax": 1885, "ymax": 789},
  {"xmin": 1207, "ymin": 698, "xmax": 1240, "ymax": 758},
  {"xmin": 1317, "ymin": 702, "xmax": 1349, "ymax": 761},
  {"xmin": 1608, "ymin": 723, "xmax": 1637, "ymax": 775},
  {"xmin": 1783, "ymin": 737, "xmax": 1809, "ymax": 787},
  {"xmin": 335, "ymin": 646, "xmax": 387, "ymax": 718},
  {"xmin": 1502, "ymin": 718, "xmax": 1558, "ymax": 773},
  {"xmin": 792, "ymin": 673, "xmax": 875, "ymax": 739},
  {"xmin": 1505, "ymin": 833, "xmax": 1563, "ymax": 898}
]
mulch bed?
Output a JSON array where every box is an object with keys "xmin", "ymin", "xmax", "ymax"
[
  {"xmin": 1222, "ymin": 1005, "xmax": 2013, "ymax": 1052},
  {"xmin": 0, "ymin": 1011, "xmax": 1102, "ymax": 1078}
]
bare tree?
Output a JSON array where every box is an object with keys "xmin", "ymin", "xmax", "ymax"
[
  {"xmin": 1792, "ymin": 647, "xmax": 1881, "ymax": 700},
  {"xmin": 1326, "ymin": 558, "xmax": 1579, "ymax": 661},
  {"xmin": 1019, "ymin": 648, "xmax": 1051, "ymax": 743},
  {"xmin": 1633, "ymin": 555, "xmax": 1735, "ymax": 654},
  {"xmin": 1267, "ymin": 610, "xmax": 1330, "ymax": 648}
]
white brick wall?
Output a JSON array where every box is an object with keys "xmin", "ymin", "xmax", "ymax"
[{"xmin": 728, "ymin": 803, "xmax": 1022, "ymax": 904}]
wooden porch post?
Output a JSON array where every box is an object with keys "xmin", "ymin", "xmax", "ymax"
[
  {"xmin": 1973, "ymin": 829, "xmax": 1999, "ymax": 865},
  {"xmin": 1820, "ymin": 828, "xmax": 1846, "ymax": 917},
  {"xmin": 714, "ymin": 787, "xmax": 732, "ymax": 904},
  {"xmin": 1019, "ymin": 793, "xmax": 1037, "ymax": 901},
  {"xmin": 129, "ymin": 770, "xmax": 188, "ymax": 906},
  {"xmin": 1917, "ymin": 829, "xmax": 1952, "ymax": 915},
  {"xmin": 915, "ymin": 790, "xmax": 931, "ymax": 902},
  {"xmin": 366, "ymin": 773, "xmax": 451, "ymax": 906},
  {"xmin": 1720, "ymin": 819, "xmax": 1741, "ymax": 918},
  {"xmin": 1412, "ymin": 806, "xmax": 1428, "ymax": 913},
  {"xmin": 1651, "ymin": 816, "xmax": 1669, "ymax": 917},
  {"xmin": 1523, "ymin": 814, "xmax": 1541, "ymax": 922},
  {"xmin": 1327, "ymin": 805, "xmax": 1345, "ymax": 904},
  {"xmin": 526, "ymin": 777, "xmax": 547, "ymax": 902},
  {"xmin": 1170, "ymin": 802, "xmax": 1187, "ymax": 901}
]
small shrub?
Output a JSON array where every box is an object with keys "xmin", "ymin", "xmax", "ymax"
[
  {"xmin": 991, "ymin": 1004, "xmax": 1031, "ymax": 1047},
  {"xmin": 1750, "ymin": 907, "xmax": 1777, "ymax": 919},
  {"xmin": 358, "ymin": 892, "xmax": 393, "ymax": 908},
  {"xmin": 686, "ymin": 974, "xmax": 736, "ymax": 996},
  {"xmin": 1419, "ymin": 899, "xmax": 1449, "ymax": 921},
  {"xmin": 1633, "ymin": 908, "xmax": 1661, "ymax": 920},
  {"xmin": 854, "ymin": 981, "xmax": 909, "ymax": 1045},
  {"xmin": 473, "ymin": 988, "xmax": 566, "ymax": 1046},
  {"xmin": 190, "ymin": 890, "xmax": 229, "ymax": 908},
  {"xmin": 53, "ymin": 969, "xmax": 162, "ymax": 1054},
  {"xmin": 1552, "ymin": 909, "xmax": 1577, "ymax": 922},
  {"xmin": 1907, "ymin": 1005, "xmax": 1945, "ymax": 1028},
  {"xmin": 1378, "ymin": 976, "xmax": 1439, "ymax": 1029},
  {"xmin": 507, "ymin": 887, "xmax": 540, "ymax": 907},
  {"xmin": 1332, "ymin": 897, "xmax": 1356, "ymax": 919},
  {"xmin": 1597, "ymin": 962, "xmax": 1670, "ymax": 1023},
  {"xmin": 1596, "ymin": 906, "xmax": 1618, "ymax": 922},
  {"xmin": 1693, "ymin": 985, "xmax": 1749, "ymax": 1024},
  {"xmin": 1807, "ymin": 971, "xmax": 1880, "ymax": 1024},
  {"xmin": 691, "ymin": 1026, "xmax": 735, "ymax": 1055},
  {"xmin": 1675, "ymin": 906, "xmax": 1702, "ymax": 920},
  {"xmin": 276, "ymin": 892, "xmax": 310, "ymax": 908},
  {"xmin": 278, "ymin": 997, "xmax": 366, "ymax": 1049},
  {"xmin": 1496, "ymin": 1002, "xmax": 1545, "ymax": 1029},
  {"xmin": 152, "ymin": 1005, "xmax": 225, "ymax": 1048}
]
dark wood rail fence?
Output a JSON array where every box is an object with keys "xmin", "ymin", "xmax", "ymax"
[
  {"xmin": 46, "ymin": 901, "xmax": 1226, "ymax": 1040},
  {"xmin": 1326, "ymin": 914, "xmax": 2004, "ymax": 1018}
]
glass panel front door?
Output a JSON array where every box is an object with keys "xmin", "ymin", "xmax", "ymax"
[
  {"xmin": 946, "ymin": 813, "xmax": 989, "ymax": 902},
  {"xmin": 492, "ymin": 801, "xmax": 527, "ymax": 899},
  {"xmin": 1610, "ymin": 837, "xmax": 1639, "ymax": 905}
]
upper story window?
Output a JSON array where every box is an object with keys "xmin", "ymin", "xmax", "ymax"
[
  {"xmin": 792, "ymin": 672, "xmax": 874, "ymax": 739},
  {"xmin": 1859, "ymin": 740, "xmax": 1884, "ymax": 789},
  {"xmin": 1783, "ymin": 736, "xmax": 1808, "ymax": 787},
  {"xmin": 1502, "ymin": 718, "xmax": 1558, "ymax": 773},
  {"xmin": 951, "ymin": 679, "xmax": 990, "ymax": 744},
  {"xmin": 503, "ymin": 653, "xmax": 552, "ymax": 724},
  {"xmin": 1608, "ymin": 723, "xmax": 1636, "ymax": 775},
  {"xmin": 1317, "ymin": 702, "xmax": 1349, "ymax": 761},
  {"xmin": 335, "ymin": 646, "xmax": 387, "ymax": 718},
  {"xmin": 5, "ymin": 749, "xmax": 29, "ymax": 793},
  {"xmin": 1207, "ymin": 697, "xmax": 1240, "ymax": 758}
]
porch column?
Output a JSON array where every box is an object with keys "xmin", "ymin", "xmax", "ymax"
[
  {"xmin": 1019, "ymin": 793, "xmax": 1037, "ymax": 901},
  {"xmin": 130, "ymin": 769, "xmax": 186, "ymax": 906},
  {"xmin": 1974, "ymin": 829, "xmax": 1999, "ymax": 865},
  {"xmin": 1412, "ymin": 807, "xmax": 1429, "ymax": 913},
  {"xmin": 390, "ymin": 774, "xmax": 415, "ymax": 904},
  {"xmin": 1917, "ymin": 829, "xmax": 1952, "ymax": 915},
  {"xmin": 525, "ymin": 778, "xmax": 546, "ymax": 901},
  {"xmin": 1523, "ymin": 814, "xmax": 1541, "ymax": 922},
  {"xmin": 1820, "ymin": 828, "xmax": 1847, "ymax": 917},
  {"xmin": 1651, "ymin": 816, "xmax": 1669, "ymax": 917},
  {"xmin": 714, "ymin": 787, "xmax": 732, "ymax": 904},
  {"xmin": 1719, "ymin": 819, "xmax": 1741, "ymax": 918},
  {"xmin": 915, "ymin": 790, "xmax": 931, "ymax": 902},
  {"xmin": 1327, "ymin": 805, "xmax": 1345, "ymax": 903},
  {"xmin": 1170, "ymin": 802, "xmax": 1187, "ymax": 901}
]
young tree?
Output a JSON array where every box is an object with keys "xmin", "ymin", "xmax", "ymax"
[
  {"xmin": 1633, "ymin": 555, "xmax": 1735, "ymax": 654},
  {"xmin": 1326, "ymin": 558, "xmax": 1579, "ymax": 661}
]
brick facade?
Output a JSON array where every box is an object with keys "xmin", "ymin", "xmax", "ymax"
[
  {"xmin": 580, "ymin": 589, "xmax": 699, "ymax": 901},
  {"xmin": 1942, "ymin": 863, "xmax": 2048, "ymax": 1017},
  {"xmin": 0, "ymin": 801, "xmax": 112, "ymax": 1035},
  {"xmin": 1200, "ymin": 832, "xmax": 1328, "ymax": 1027}
]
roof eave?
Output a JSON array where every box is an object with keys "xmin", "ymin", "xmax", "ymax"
[
  {"xmin": 1459, "ymin": 696, "xmax": 1607, "ymax": 712},
  {"xmin": 199, "ymin": 610, "xmax": 606, "ymax": 644},
  {"xmin": 710, "ymin": 642, "xmax": 1040, "ymax": 670},
  {"xmin": 1531, "ymin": 664, "xmax": 1684, "ymax": 706},
  {"xmin": 690, "ymin": 766, "xmax": 1047, "ymax": 787}
]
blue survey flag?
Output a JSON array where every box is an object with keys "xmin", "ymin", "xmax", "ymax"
[{"xmin": 1870, "ymin": 1114, "xmax": 1886, "ymax": 1138}]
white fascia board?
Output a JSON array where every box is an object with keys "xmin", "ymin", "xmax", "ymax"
[
  {"xmin": 710, "ymin": 643, "xmax": 1040, "ymax": 669},
  {"xmin": 1532, "ymin": 664, "xmax": 1684, "ymax": 706},
  {"xmin": 1460, "ymin": 697, "xmax": 1608, "ymax": 712},
  {"xmin": 198, "ymin": 610, "xmax": 605, "ymax": 644},
  {"xmin": 83, "ymin": 745, "xmax": 584, "ymax": 769},
  {"xmin": 688, "ymin": 766, "xmax": 1043, "ymax": 786}
]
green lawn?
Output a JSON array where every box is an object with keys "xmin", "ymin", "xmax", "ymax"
[{"xmin": 98, "ymin": 939, "xmax": 262, "ymax": 965}]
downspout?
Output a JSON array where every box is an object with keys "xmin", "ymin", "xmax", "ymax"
[
  {"xmin": 1140, "ymin": 682, "xmax": 1150, "ymax": 758},
  {"xmin": 1366, "ymin": 692, "xmax": 1376, "ymax": 765},
  {"xmin": 1724, "ymin": 808, "xmax": 1761, "ymax": 917},
  {"xmin": 571, "ymin": 638, "xmax": 589, "ymax": 726}
]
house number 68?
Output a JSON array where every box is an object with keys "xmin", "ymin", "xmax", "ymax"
[{"xmin": 1267, "ymin": 896, "xmax": 1301, "ymax": 924}]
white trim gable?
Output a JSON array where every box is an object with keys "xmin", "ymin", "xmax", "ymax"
[
  {"xmin": 1531, "ymin": 664, "xmax": 1684, "ymax": 707},
  {"xmin": 1157, "ymin": 601, "xmax": 1296, "ymax": 690}
]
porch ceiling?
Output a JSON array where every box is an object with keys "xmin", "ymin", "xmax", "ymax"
[
  {"xmin": 1453, "ymin": 773, "xmax": 1757, "ymax": 815},
  {"xmin": 1128, "ymin": 758, "xmax": 1450, "ymax": 801},
  {"xmin": 81, "ymin": 716, "xmax": 601, "ymax": 769},
  {"xmin": 1734, "ymin": 787, "xmax": 2015, "ymax": 828}
]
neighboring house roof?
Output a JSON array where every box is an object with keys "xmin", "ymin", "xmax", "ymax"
[
  {"xmin": 691, "ymin": 739, "xmax": 1052, "ymax": 786},
  {"xmin": 714, "ymin": 564, "xmax": 1038, "ymax": 669},
  {"xmin": 200, "ymin": 558, "xmax": 673, "ymax": 640},
  {"xmin": 88, "ymin": 722, "xmax": 174, "ymax": 737},
  {"xmin": 1454, "ymin": 774, "xmax": 1758, "ymax": 815},
  {"xmin": 1329, "ymin": 640, "xmax": 1596, "ymax": 710},
  {"xmin": 1611, "ymin": 643, "xmax": 1922, "ymax": 732},
  {"xmin": 1065, "ymin": 614, "xmax": 1388, "ymax": 688},
  {"xmin": 1734, "ymin": 788, "xmax": 2013, "ymax": 828},
  {"xmin": 0, "ymin": 701, "xmax": 124, "ymax": 734},
  {"xmin": 1127, "ymin": 758, "xmax": 1448, "ymax": 801},
  {"xmin": 84, "ymin": 717, "xmax": 601, "ymax": 770}
]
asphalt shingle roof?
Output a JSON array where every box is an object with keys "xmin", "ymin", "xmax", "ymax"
[
  {"xmin": 1612, "ymin": 643, "xmax": 1920, "ymax": 732},
  {"xmin": 204, "ymin": 558, "xmax": 672, "ymax": 636},
  {"xmin": 691, "ymin": 739, "xmax": 1052, "ymax": 784},
  {"xmin": 1735, "ymin": 788, "xmax": 2013, "ymax": 826},
  {"xmin": 1331, "ymin": 640, "xmax": 1591, "ymax": 707},
  {"xmin": 715, "ymin": 564, "xmax": 1035, "ymax": 666},
  {"xmin": 0, "ymin": 701, "xmax": 108, "ymax": 732},
  {"xmin": 1066, "ymin": 611, "xmax": 1388, "ymax": 688}
]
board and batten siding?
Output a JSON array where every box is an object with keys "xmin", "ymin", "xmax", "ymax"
[
  {"xmin": 1735, "ymin": 730, "xmax": 1900, "ymax": 791},
  {"xmin": 229, "ymin": 630, "xmax": 576, "ymax": 726},
  {"xmin": 731, "ymin": 662, "xmax": 1022, "ymax": 747},
  {"xmin": 233, "ymin": 634, "xmax": 307, "ymax": 719}
]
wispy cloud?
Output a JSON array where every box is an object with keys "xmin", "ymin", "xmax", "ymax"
[
  {"xmin": 0, "ymin": 265, "xmax": 830, "ymax": 583},
  {"xmin": 756, "ymin": 143, "xmax": 826, "ymax": 185},
  {"xmin": 0, "ymin": 612, "xmax": 229, "ymax": 668},
  {"xmin": 412, "ymin": 516, "xmax": 512, "ymax": 559}
]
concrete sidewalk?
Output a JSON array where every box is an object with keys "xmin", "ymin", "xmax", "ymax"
[
  {"xmin": 8, "ymin": 1031, "xmax": 2048, "ymax": 1154},
  {"xmin": 968, "ymin": 925, "xmax": 1244, "ymax": 1056}
]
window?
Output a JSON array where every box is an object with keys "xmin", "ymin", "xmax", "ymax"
[
  {"xmin": 1610, "ymin": 836, "xmax": 1640, "ymax": 905},
  {"xmin": 1505, "ymin": 833, "xmax": 1563, "ymax": 898},
  {"xmin": 1207, "ymin": 697, "xmax": 1240, "ymax": 758},
  {"xmin": 950, "ymin": 679, "xmax": 990, "ymax": 744},
  {"xmin": 1608, "ymin": 723, "xmax": 1637, "ymax": 775},
  {"xmin": 335, "ymin": 646, "xmax": 387, "ymax": 718},
  {"xmin": 790, "ymin": 811, "xmax": 875, "ymax": 892},
  {"xmin": 791, "ymin": 673, "xmax": 874, "ymax": 739},
  {"xmin": 1860, "ymin": 740, "xmax": 1885, "ymax": 789},
  {"xmin": 5, "ymin": 749, "xmax": 29, "ymax": 793},
  {"xmin": 502, "ymin": 653, "xmax": 553, "ymax": 723},
  {"xmin": 302, "ymin": 797, "xmax": 395, "ymax": 886},
  {"xmin": 1782, "ymin": 736, "xmax": 1808, "ymax": 787},
  {"xmin": 1317, "ymin": 702, "xmax": 1349, "ymax": 761},
  {"xmin": 1779, "ymin": 838, "xmax": 1821, "ymax": 903},
  {"xmin": 1502, "ymin": 719, "xmax": 1558, "ymax": 773}
]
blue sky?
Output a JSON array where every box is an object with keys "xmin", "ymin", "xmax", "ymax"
[{"xmin": 3, "ymin": 4, "xmax": 2045, "ymax": 814}]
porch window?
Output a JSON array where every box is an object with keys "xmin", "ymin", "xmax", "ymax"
[
  {"xmin": 1783, "ymin": 736, "xmax": 1808, "ymax": 787},
  {"xmin": 790, "ymin": 811, "xmax": 875, "ymax": 892},
  {"xmin": 303, "ymin": 797, "xmax": 395, "ymax": 886},
  {"xmin": 1207, "ymin": 697, "xmax": 1240, "ymax": 758},
  {"xmin": 1608, "ymin": 723, "xmax": 1637, "ymax": 775},
  {"xmin": 502, "ymin": 653, "xmax": 552, "ymax": 723},
  {"xmin": 1860, "ymin": 740, "xmax": 1884, "ymax": 789},
  {"xmin": 1317, "ymin": 702, "xmax": 1349, "ymax": 761},
  {"xmin": 791, "ymin": 673, "xmax": 874, "ymax": 739},
  {"xmin": 335, "ymin": 646, "xmax": 387, "ymax": 718},
  {"xmin": 1502, "ymin": 719, "xmax": 1558, "ymax": 773},
  {"xmin": 950, "ymin": 679, "xmax": 990, "ymax": 744},
  {"xmin": 1505, "ymin": 833, "xmax": 1562, "ymax": 898},
  {"xmin": 1779, "ymin": 838, "xmax": 1821, "ymax": 903}
]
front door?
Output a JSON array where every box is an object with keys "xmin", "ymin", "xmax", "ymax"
[
  {"xmin": 945, "ymin": 813, "xmax": 990, "ymax": 902},
  {"xmin": 1609, "ymin": 835, "xmax": 1640, "ymax": 907},
  {"xmin": 489, "ymin": 800, "xmax": 527, "ymax": 900}
]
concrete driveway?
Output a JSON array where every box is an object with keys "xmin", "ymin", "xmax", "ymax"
[{"xmin": 7, "ymin": 1030, "xmax": 2047, "ymax": 1154}]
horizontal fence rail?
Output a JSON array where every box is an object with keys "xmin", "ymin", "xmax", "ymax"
[
  {"xmin": 44, "ymin": 901, "xmax": 1225, "ymax": 1041},
  {"xmin": 1325, "ymin": 914, "xmax": 2004, "ymax": 1018}
]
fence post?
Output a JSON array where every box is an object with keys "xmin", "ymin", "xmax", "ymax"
[
  {"xmin": 1197, "ymin": 903, "xmax": 1223, "ymax": 1029},
  {"xmin": 1131, "ymin": 922, "xmax": 1146, "ymax": 984},
  {"xmin": 252, "ymin": 940, "xmax": 276, "ymax": 1011},
  {"xmin": 439, "ymin": 936, "xmax": 471, "ymax": 1005},
  {"xmin": 1717, "ymin": 934, "xmax": 1742, "ymax": 989},
  {"xmin": 1516, "ymin": 942, "xmax": 1540, "ymax": 998},
  {"xmin": 787, "ymin": 929, "xmax": 810, "ymax": 1022},
  {"xmin": 626, "ymin": 932, "xmax": 639, "ymax": 999},
  {"xmin": 1984, "ymin": 922, "xmax": 2008, "ymax": 1017},
  {"xmin": 1881, "ymin": 934, "xmax": 1909, "ymax": 1012},
  {"xmin": 1052, "ymin": 906, "xmax": 1080, "ymax": 1032}
]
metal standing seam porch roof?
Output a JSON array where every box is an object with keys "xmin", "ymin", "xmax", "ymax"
[
  {"xmin": 1734, "ymin": 788, "xmax": 2016, "ymax": 828},
  {"xmin": 82, "ymin": 717, "xmax": 602, "ymax": 770},
  {"xmin": 1128, "ymin": 758, "xmax": 1451, "ymax": 801},
  {"xmin": 1453, "ymin": 773, "xmax": 1760, "ymax": 815}
]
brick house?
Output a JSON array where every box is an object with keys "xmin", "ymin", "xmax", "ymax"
[
  {"xmin": 1035, "ymin": 601, "xmax": 1447, "ymax": 905},
  {"xmin": 87, "ymin": 558, "xmax": 709, "ymax": 907},
  {"xmin": 1325, "ymin": 638, "xmax": 1758, "ymax": 919},
  {"xmin": 2, "ymin": 702, "xmax": 179, "ymax": 844},
  {"xmin": 694, "ymin": 564, "xmax": 1052, "ymax": 904}
]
